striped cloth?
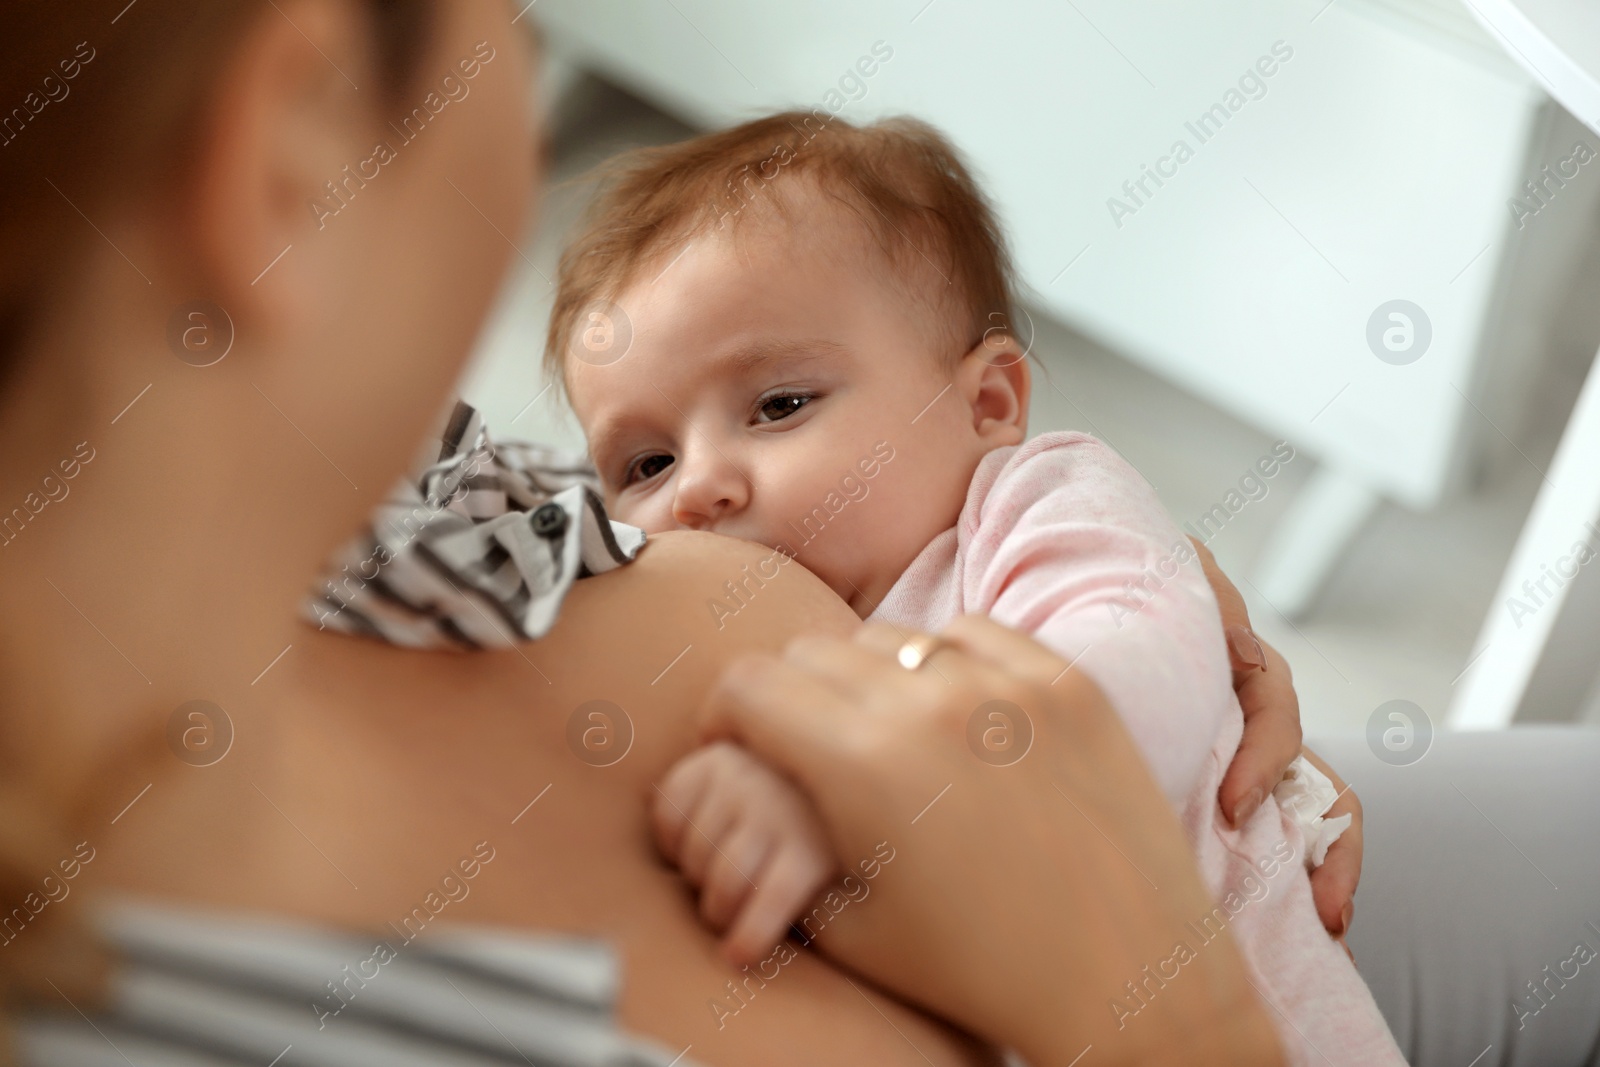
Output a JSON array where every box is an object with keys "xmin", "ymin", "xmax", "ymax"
[
  {"xmin": 303, "ymin": 401, "xmax": 646, "ymax": 649},
  {"xmin": 18, "ymin": 900, "xmax": 702, "ymax": 1067}
]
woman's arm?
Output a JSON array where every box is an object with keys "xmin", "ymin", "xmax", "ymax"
[{"xmin": 1192, "ymin": 537, "xmax": 1365, "ymax": 940}]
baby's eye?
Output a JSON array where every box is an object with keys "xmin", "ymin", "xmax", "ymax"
[
  {"xmin": 755, "ymin": 392, "xmax": 813, "ymax": 423},
  {"xmin": 625, "ymin": 454, "xmax": 673, "ymax": 485}
]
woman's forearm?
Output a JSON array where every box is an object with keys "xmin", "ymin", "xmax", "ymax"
[
  {"xmin": 1004, "ymin": 909, "xmax": 1287, "ymax": 1067},
  {"xmin": 698, "ymin": 616, "xmax": 1291, "ymax": 1067},
  {"xmin": 1019, "ymin": 1003, "xmax": 1285, "ymax": 1067},
  {"xmin": 1140, "ymin": 1011, "xmax": 1286, "ymax": 1067}
]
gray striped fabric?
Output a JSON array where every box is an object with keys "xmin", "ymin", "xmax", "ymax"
[
  {"xmin": 19, "ymin": 900, "xmax": 702, "ymax": 1067},
  {"xmin": 302, "ymin": 401, "xmax": 647, "ymax": 649}
]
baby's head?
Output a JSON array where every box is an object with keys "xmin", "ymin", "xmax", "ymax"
[{"xmin": 548, "ymin": 112, "xmax": 1030, "ymax": 615}]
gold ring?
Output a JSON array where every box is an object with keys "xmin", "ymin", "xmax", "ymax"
[{"xmin": 896, "ymin": 632, "xmax": 950, "ymax": 671}]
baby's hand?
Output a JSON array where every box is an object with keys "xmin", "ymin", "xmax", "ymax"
[{"xmin": 651, "ymin": 740, "xmax": 837, "ymax": 966}]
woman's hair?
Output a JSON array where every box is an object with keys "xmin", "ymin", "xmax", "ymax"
[
  {"xmin": 0, "ymin": 0, "xmax": 434, "ymax": 396},
  {"xmin": 0, "ymin": 0, "xmax": 433, "ymax": 1048}
]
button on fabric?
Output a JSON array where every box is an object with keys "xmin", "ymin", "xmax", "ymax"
[
  {"xmin": 532, "ymin": 502, "xmax": 569, "ymax": 538},
  {"xmin": 304, "ymin": 401, "xmax": 645, "ymax": 649}
]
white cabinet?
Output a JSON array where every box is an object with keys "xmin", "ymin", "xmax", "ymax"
[{"xmin": 529, "ymin": 0, "xmax": 1599, "ymax": 614}]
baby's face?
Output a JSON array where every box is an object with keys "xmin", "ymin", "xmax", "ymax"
[{"xmin": 566, "ymin": 197, "xmax": 999, "ymax": 617}]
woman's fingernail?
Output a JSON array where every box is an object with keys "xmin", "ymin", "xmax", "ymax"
[
  {"xmin": 1231, "ymin": 787, "xmax": 1264, "ymax": 827},
  {"xmin": 1337, "ymin": 901, "xmax": 1354, "ymax": 936},
  {"xmin": 1228, "ymin": 626, "xmax": 1267, "ymax": 671}
]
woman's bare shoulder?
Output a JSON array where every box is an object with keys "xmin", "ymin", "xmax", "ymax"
[
  {"xmin": 576, "ymin": 530, "xmax": 860, "ymax": 646},
  {"xmin": 546, "ymin": 531, "xmax": 853, "ymax": 721}
]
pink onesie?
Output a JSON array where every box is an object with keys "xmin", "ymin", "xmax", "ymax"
[{"xmin": 868, "ymin": 431, "xmax": 1404, "ymax": 1066}]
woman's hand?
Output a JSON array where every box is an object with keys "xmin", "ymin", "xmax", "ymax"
[
  {"xmin": 1297, "ymin": 744, "xmax": 1363, "ymax": 948},
  {"xmin": 1191, "ymin": 536, "xmax": 1363, "ymax": 942},
  {"xmin": 699, "ymin": 614, "xmax": 1285, "ymax": 1067}
]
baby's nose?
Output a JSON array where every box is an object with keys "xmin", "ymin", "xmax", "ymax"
[{"xmin": 670, "ymin": 453, "xmax": 750, "ymax": 529}]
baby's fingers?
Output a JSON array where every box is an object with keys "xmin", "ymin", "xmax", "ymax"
[
  {"xmin": 698, "ymin": 829, "xmax": 769, "ymax": 933},
  {"xmin": 653, "ymin": 744, "xmax": 747, "ymax": 886},
  {"xmin": 651, "ymin": 751, "xmax": 717, "ymax": 863},
  {"xmin": 721, "ymin": 844, "xmax": 835, "ymax": 968}
]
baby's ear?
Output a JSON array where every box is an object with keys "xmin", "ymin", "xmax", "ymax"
[{"xmin": 956, "ymin": 331, "xmax": 1030, "ymax": 446}]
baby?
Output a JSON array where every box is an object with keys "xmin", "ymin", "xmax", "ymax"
[{"xmin": 547, "ymin": 112, "xmax": 1402, "ymax": 1064}]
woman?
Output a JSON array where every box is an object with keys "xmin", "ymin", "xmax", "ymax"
[{"xmin": 0, "ymin": 0, "xmax": 1355, "ymax": 1062}]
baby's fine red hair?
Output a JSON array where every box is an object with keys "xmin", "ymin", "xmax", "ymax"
[{"xmin": 544, "ymin": 110, "xmax": 1018, "ymax": 397}]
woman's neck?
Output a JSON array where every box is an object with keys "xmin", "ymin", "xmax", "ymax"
[{"xmin": 0, "ymin": 299, "xmax": 338, "ymax": 822}]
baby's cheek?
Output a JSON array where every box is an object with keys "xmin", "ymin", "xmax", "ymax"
[
  {"xmin": 872, "ymin": 487, "xmax": 953, "ymax": 567},
  {"xmin": 604, "ymin": 495, "xmax": 650, "ymax": 531},
  {"xmin": 640, "ymin": 510, "xmax": 684, "ymax": 535}
]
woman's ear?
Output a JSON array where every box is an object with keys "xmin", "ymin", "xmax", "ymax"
[
  {"xmin": 956, "ymin": 327, "xmax": 1031, "ymax": 447},
  {"xmin": 184, "ymin": 0, "xmax": 373, "ymax": 334}
]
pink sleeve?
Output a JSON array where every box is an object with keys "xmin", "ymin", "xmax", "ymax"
[{"xmin": 966, "ymin": 435, "xmax": 1233, "ymax": 804}]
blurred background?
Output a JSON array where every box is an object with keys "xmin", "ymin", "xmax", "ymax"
[{"xmin": 457, "ymin": 0, "xmax": 1600, "ymax": 737}]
